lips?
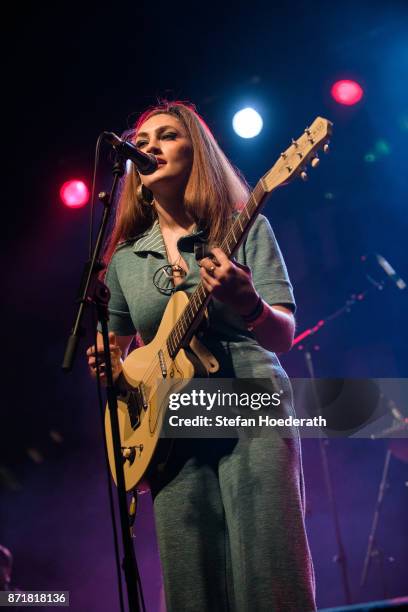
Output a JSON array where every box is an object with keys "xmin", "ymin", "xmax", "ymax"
[{"xmin": 156, "ymin": 158, "xmax": 167, "ymax": 165}]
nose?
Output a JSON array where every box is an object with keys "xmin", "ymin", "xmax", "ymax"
[{"xmin": 146, "ymin": 138, "xmax": 161, "ymax": 155}]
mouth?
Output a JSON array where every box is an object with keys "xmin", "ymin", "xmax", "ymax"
[{"xmin": 156, "ymin": 158, "xmax": 167, "ymax": 165}]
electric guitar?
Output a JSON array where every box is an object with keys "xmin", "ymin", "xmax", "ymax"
[{"xmin": 105, "ymin": 117, "xmax": 333, "ymax": 490}]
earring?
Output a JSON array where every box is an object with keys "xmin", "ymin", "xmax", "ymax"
[{"xmin": 136, "ymin": 183, "xmax": 154, "ymax": 206}]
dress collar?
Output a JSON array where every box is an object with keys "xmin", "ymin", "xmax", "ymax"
[
  {"xmin": 132, "ymin": 219, "xmax": 167, "ymax": 257},
  {"xmin": 132, "ymin": 219, "xmax": 206, "ymax": 257}
]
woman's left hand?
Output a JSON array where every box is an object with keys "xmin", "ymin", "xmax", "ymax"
[{"xmin": 199, "ymin": 247, "xmax": 259, "ymax": 316}]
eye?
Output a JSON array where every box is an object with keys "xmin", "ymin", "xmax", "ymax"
[
  {"xmin": 135, "ymin": 140, "xmax": 147, "ymax": 148},
  {"xmin": 162, "ymin": 132, "xmax": 177, "ymax": 140}
]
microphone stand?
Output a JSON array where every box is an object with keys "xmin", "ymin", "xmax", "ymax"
[
  {"xmin": 62, "ymin": 154, "xmax": 143, "ymax": 612},
  {"xmin": 359, "ymin": 447, "xmax": 391, "ymax": 596},
  {"xmin": 292, "ymin": 281, "xmax": 387, "ymax": 606},
  {"xmin": 360, "ymin": 401, "xmax": 408, "ymax": 592},
  {"xmin": 301, "ymin": 348, "xmax": 353, "ymax": 605}
]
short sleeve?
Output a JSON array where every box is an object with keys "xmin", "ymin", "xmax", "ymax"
[
  {"xmin": 240, "ymin": 214, "xmax": 296, "ymax": 313},
  {"xmin": 103, "ymin": 254, "xmax": 137, "ymax": 335}
]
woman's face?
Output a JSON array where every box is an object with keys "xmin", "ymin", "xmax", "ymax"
[{"xmin": 135, "ymin": 113, "xmax": 193, "ymax": 195}]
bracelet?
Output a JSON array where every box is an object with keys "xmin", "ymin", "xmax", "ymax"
[
  {"xmin": 241, "ymin": 295, "xmax": 263, "ymax": 322},
  {"xmin": 246, "ymin": 300, "xmax": 270, "ymax": 331}
]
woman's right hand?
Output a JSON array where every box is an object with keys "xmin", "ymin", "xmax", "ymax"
[{"xmin": 86, "ymin": 331, "xmax": 123, "ymax": 384}]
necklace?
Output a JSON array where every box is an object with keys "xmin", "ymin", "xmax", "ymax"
[{"xmin": 168, "ymin": 254, "xmax": 186, "ymax": 279}]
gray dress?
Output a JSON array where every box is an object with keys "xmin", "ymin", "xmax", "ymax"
[{"xmin": 105, "ymin": 214, "xmax": 316, "ymax": 612}]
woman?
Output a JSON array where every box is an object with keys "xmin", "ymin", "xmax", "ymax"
[{"xmin": 87, "ymin": 101, "xmax": 316, "ymax": 612}]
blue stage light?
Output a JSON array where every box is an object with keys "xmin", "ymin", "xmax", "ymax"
[{"xmin": 232, "ymin": 108, "xmax": 263, "ymax": 138}]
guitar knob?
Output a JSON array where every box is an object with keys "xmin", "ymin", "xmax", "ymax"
[
  {"xmin": 311, "ymin": 157, "xmax": 320, "ymax": 168},
  {"xmin": 300, "ymin": 171, "xmax": 308, "ymax": 181}
]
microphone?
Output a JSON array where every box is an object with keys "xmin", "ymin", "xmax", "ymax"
[
  {"xmin": 362, "ymin": 253, "xmax": 406, "ymax": 291},
  {"xmin": 375, "ymin": 254, "xmax": 406, "ymax": 290},
  {"xmin": 103, "ymin": 132, "xmax": 158, "ymax": 175}
]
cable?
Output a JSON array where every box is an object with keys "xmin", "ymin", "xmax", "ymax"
[{"xmin": 88, "ymin": 133, "xmax": 106, "ymax": 259}]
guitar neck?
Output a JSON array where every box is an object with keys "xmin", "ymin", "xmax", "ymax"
[
  {"xmin": 166, "ymin": 115, "xmax": 333, "ymax": 359},
  {"xmin": 166, "ymin": 180, "xmax": 269, "ymax": 358}
]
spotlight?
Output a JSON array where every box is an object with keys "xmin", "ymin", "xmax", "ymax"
[
  {"xmin": 331, "ymin": 80, "xmax": 364, "ymax": 106},
  {"xmin": 232, "ymin": 108, "xmax": 263, "ymax": 138},
  {"xmin": 60, "ymin": 180, "xmax": 90, "ymax": 208}
]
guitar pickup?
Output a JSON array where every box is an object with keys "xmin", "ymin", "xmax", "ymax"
[
  {"xmin": 139, "ymin": 383, "xmax": 148, "ymax": 410},
  {"xmin": 158, "ymin": 349, "xmax": 167, "ymax": 378}
]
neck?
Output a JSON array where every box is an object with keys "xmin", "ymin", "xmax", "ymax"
[{"xmin": 153, "ymin": 194, "xmax": 194, "ymax": 232}]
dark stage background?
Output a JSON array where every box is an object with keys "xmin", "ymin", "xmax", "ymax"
[{"xmin": 2, "ymin": 1, "xmax": 408, "ymax": 610}]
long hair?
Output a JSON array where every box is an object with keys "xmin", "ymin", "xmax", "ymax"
[{"xmin": 103, "ymin": 101, "xmax": 250, "ymax": 265}]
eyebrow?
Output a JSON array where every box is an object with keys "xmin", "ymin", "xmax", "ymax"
[{"xmin": 136, "ymin": 125, "xmax": 180, "ymax": 139}]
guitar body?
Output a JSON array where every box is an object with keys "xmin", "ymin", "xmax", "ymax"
[{"xmin": 105, "ymin": 290, "xmax": 205, "ymax": 491}]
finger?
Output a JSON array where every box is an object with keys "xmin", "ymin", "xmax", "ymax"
[
  {"xmin": 199, "ymin": 256, "xmax": 219, "ymax": 270},
  {"xmin": 90, "ymin": 363, "xmax": 106, "ymax": 373},
  {"xmin": 201, "ymin": 274, "xmax": 214, "ymax": 293},
  {"xmin": 200, "ymin": 266, "xmax": 219, "ymax": 287},
  {"xmin": 210, "ymin": 247, "xmax": 229, "ymax": 264},
  {"xmin": 96, "ymin": 331, "xmax": 116, "ymax": 351},
  {"xmin": 89, "ymin": 347, "xmax": 120, "ymax": 361},
  {"xmin": 201, "ymin": 258, "xmax": 220, "ymax": 278},
  {"xmin": 109, "ymin": 345, "xmax": 121, "ymax": 354}
]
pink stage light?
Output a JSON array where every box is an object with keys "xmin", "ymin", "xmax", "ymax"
[
  {"xmin": 60, "ymin": 180, "xmax": 89, "ymax": 208},
  {"xmin": 331, "ymin": 80, "xmax": 364, "ymax": 106}
]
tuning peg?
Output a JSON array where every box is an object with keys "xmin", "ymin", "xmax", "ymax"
[
  {"xmin": 311, "ymin": 156, "xmax": 320, "ymax": 168},
  {"xmin": 291, "ymin": 138, "xmax": 299, "ymax": 148},
  {"xmin": 280, "ymin": 152, "xmax": 287, "ymax": 159},
  {"xmin": 324, "ymin": 143, "xmax": 330, "ymax": 154},
  {"xmin": 305, "ymin": 128, "xmax": 311, "ymax": 135},
  {"xmin": 300, "ymin": 171, "xmax": 308, "ymax": 181}
]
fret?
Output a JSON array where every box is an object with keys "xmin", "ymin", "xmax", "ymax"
[
  {"xmin": 226, "ymin": 234, "xmax": 233, "ymax": 257},
  {"xmin": 191, "ymin": 293, "xmax": 199, "ymax": 313},
  {"xmin": 242, "ymin": 206, "xmax": 251, "ymax": 222}
]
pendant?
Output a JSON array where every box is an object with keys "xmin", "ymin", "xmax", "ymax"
[{"xmin": 171, "ymin": 264, "xmax": 186, "ymax": 279}]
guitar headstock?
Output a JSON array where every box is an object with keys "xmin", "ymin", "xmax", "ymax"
[{"xmin": 262, "ymin": 116, "xmax": 333, "ymax": 192}]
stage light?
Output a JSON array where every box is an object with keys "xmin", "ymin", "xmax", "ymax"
[
  {"xmin": 60, "ymin": 180, "xmax": 89, "ymax": 208},
  {"xmin": 331, "ymin": 80, "xmax": 364, "ymax": 106},
  {"xmin": 232, "ymin": 108, "xmax": 263, "ymax": 138},
  {"xmin": 374, "ymin": 140, "xmax": 391, "ymax": 155},
  {"xmin": 364, "ymin": 140, "xmax": 391, "ymax": 163}
]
